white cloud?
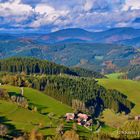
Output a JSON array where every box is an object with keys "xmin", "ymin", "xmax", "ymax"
[
  {"xmin": 0, "ymin": 0, "xmax": 140, "ymax": 31},
  {"xmin": 123, "ymin": 0, "xmax": 140, "ymax": 11},
  {"xmin": 30, "ymin": 3, "xmax": 69, "ymax": 28},
  {"xmin": 35, "ymin": 4, "xmax": 54, "ymax": 15},
  {"xmin": 84, "ymin": 0, "xmax": 95, "ymax": 11},
  {"xmin": 0, "ymin": 0, "xmax": 33, "ymax": 17}
]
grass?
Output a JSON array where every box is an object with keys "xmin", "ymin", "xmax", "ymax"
[
  {"xmin": 105, "ymin": 73, "xmax": 124, "ymax": 79},
  {"xmin": 0, "ymin": 85, "xmax": 93, "ymax": 138},
  {"xmin": 101, "ymin": 109, "xmax": 127, "ymax": 128},
  {"xmin": 100, "ymin": 123, "xmax": 116, "ymax": 133},
  {"xmin": 97, "ymin": 73, "xmax": 140, "ymax": 131},
  {"xmin": 98, "ymin": 78, "xmax": 140, "ymax": 115},
  {"xmin": 0, "ymin": 85, "xmax": 72, "ymax": 136},
  {"xmin": 1, "ymin": 85, "xmax": 72, "ymax": 116},
  {"xmin": 0, "ymin": 100, "xmax": 49, "ymax": 133}
]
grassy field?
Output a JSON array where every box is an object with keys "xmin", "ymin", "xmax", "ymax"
[
  {"xmin": 97, "ymin": 74, "xmax": 140, "ymax": 130},
  {"xmin": 1, "ymin": 75, "xmax": 139, "ymax": 137},
  {"xmin": 100, "ymin": 109, "xmax": 128, "ymax": 128},
  {"xmin": 0, "ymin": 85, "xmax": 73, "ymax": 136},
  {"xmin": 0, "ymin": 100, "xmax": 49, "ymax": 132},
  {"xmin": 1, "ymin": 85, "xmax": 72, "ymax": 116},
  {"xmin": 0, "ymin": 85, "xmax": 94, "ymax": 138},
  {"xmin": 105, "ymin": 73, "xmax": 124, "ymax": 79},
  {"xmin": 98, "ymin": 78, "xmax": 140, "ymax": 115}
]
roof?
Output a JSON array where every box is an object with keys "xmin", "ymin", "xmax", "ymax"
[
  {"xmin": 66, "ymin": 113, "xmax": 74, "ymax": 116},
  {"xmin": 78, "ymin": 113, "xmax": 88, "ymax": 119}
]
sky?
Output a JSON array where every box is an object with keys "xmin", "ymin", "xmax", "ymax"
[{"xmin": 0, "ymin": 0, "xmax": 140, "ymax": 32}]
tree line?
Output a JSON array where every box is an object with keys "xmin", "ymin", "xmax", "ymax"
[
  {"xmin": 0, "ymin": 57, "xmax": 104, "ymax": 78},
  {"xmin": 127, "ymin": 64, "xmax": 140, "ymax": 80},
  {"xmin": 1, "ymin": 73, "xmax": 134, "ymax": 117}
]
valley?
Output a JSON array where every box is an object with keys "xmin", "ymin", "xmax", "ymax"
[
  {"xmin": 1, "ymin": 0, "xmax": 140, "ymax": 139},
  {"xmin": 0, "ymin": 28, "xmax": 140, "ymax": 73},
  {"xmin": 0, "ymin": 28, "xmax": 140, "ymax": 140},
  {"xmin": 98, "ymin": 74, "xmax": 140, "ymax": 114},
  {"xmin": 0, "ymin": 57, "xmax": 139, "ymax": 139}
]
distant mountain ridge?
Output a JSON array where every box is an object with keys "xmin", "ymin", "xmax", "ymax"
[
  {"xmin": 0, "ymin": 27, "xmax": 140, "ymax": 73},
  {"xmin": 1, "ymin": 27, "xmax": 140, "ymax": 46},
  {"xmin": 39, "ymin": 27, "xmax": 140, "ymax": 45}
]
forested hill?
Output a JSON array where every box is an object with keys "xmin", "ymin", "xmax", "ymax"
[
  {"xmin": 0, "ymin": 57, "xmax": 104, "ymax": 78},
  {"xmin": 127, "ymin": 64, "xmax": 140, "ymax": 80},
  {"xmin": 0, "ymin": 57, "xmax": 134, "ymax": 117},
  {"xmin": 0, "ymin": 73, "xmax": 134, "ymax": 117}
]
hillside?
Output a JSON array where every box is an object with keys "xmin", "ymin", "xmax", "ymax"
[
  {"xmin": 98, "ymin": 77, "xmax": 140, "ymax": 115},
  {"xmin": 127, "ymin": 64, "xmax": 140, "ymax": 80},
  {"xmin": 33, "ymin": 27, "xmax": 140, "ymax": 44},
  {"xmin": 1, "ymin": 27, "xmax": 140, "ymax": 44},
  {"xmin": 0, "ymin": 60, "xmax": 139, "ymax": 139},
  {"xmin": 0, "ymin": 42, "xmax": 137, "ymax": 73},
  {"xmin": 0, "ymin": 74, "xmax": 136, "ymax": 139},
  {"xmin": 0, "ymin": 57, "xmax": 104, "ymax": 78},
  {"xmin": 96, "ymin": 74, "xmax": 140, "ymax": 134},
  {"xmin": 0, "ymin": 85, "xmax": 72, "ymax": 136},
  {"xmin": 0, "ymin": 28, "xmax": 140, "ymax": 73},
  {"xmin": 0, "ymin": 57, "xmax": 134, "ymax": 117},
  {"xmin": 119, "ymin": 36, "xmax": 140, "ymax": 48}
]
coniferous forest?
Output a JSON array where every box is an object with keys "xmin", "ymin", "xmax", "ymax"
[
  {"xmin": 0, "ymin": 57, "xmax": 134, "ymax": 117},
  {"xmin": 1, "ymin": 1, "xmax": 140, "ymax": 139}
]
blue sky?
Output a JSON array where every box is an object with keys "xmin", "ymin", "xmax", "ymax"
[{"xmin": 0, "ymin": 0, "xmax": 140, "ymax": 32}]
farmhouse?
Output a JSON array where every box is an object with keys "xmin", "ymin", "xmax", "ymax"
[
  {"xmin": 65, "ymin": 113, "xmax": 75, "ymax": 121},
  {"xmin": 135, "ymin": 115, "xmax": 140, "ymax": 120},
  {"xmin": 65, "ymin": 112, "xmax": 92, "ymax": 127},
  {"xmin": 77, "ymin": 113, "xmax": 88, "ymax": 122}
]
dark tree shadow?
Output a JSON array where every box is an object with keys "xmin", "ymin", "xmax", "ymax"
[
  {"xmin": 28, "ymin": 102, "xmax": 48, "ymax": 115},
  {"xmin": 0, "ymin": 116, "xmax": 24, "ymax": 138},
  {"xmin": 8, "ymin": 92, "xmax": 21, "ymax": 97}
]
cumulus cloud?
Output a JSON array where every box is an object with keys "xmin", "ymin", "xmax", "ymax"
[
  {"xmin": 84, "ymin": 0, "xmax": 95, "ymax": 11},
  {"xmin": 0, "ymin": 0, "xmax": 140, "ymax": 31},
  {"xmin": 30, "ymin": 3, "xmax": 69, "ymax": 28},
  {"xmin": 0, "ymin": 0, "xmax": 33, "ymax": 16},
  {"xmin": 123, "ymin": 0, "xmax": 140, "ymax": 11}
]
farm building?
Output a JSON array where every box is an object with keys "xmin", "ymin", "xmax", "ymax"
[
  {"xmin": 65, "ymin": 113, "xmax": 75, "ymax": 121},
  {"xmin": 135, "ymin": 115, "xmax": 140, "ymax": 120},
  {"xmin": 65, "ymin": 112, "xmax": 92, "ymax": 127}
]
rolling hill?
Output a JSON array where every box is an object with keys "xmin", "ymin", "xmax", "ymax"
[
  {"xmin": 0, "ymin": 41, "xmax": 139, "ymax": 73},
  {"xmin": 98, "ymin": 75, "xmax": 140, "ymax": 115},
  {"xmin": 0, "ymin": 85, "xmax": 72, "ymax": 136},
  {"xmin": 33, "ymin": 27, "xmax": 140, "ymax": 44},
  {"xmin": 127, "ymin": 64, "xmax": 140, "ymax": 80},
  {"xmin": 119, "ymin": 36, "xmax": 140, "ymax": 48},
  {"xmin": 97, "ymin": 73, "xmax": 140, "ymax": 131},
  {"xmin": 1, "ymin": 27, "xmax": 140, "ymax": 45},
  {"xmin": 0, "ymin": 57, "xmax": 134, "ymax": 118},
  {"xmin": 0, "ymin": 27, "xmax": 140, "ymax": 73}
]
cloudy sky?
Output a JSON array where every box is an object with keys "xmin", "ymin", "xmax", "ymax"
[{"xmin": 0, "ymin": 0, "xmax": 140, "ymax": 32}]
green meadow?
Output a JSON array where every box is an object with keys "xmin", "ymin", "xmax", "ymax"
[
  {"xmin": 1, "ymin": 85, "xmax": 72, "ymax": 116},
  {"xmin": 0, "ymin": 85, "xmax": 92, "ymax": 138},
  {"xmin": 0, "ymin": 85, "xmax": 72, "ymax": 136},
  {"xmin": 105, "ymin": 73, "xmax": 124, "ymax": 79},
  {"xmin": 97, "ymin": 74, "xmax": 140, "ymax": 131},
  {"xmin": 98, "ymin": 78, "xmax": 140, "ymax": 115}
]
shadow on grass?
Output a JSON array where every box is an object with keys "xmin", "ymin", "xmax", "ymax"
[
  {"xmin": 28, "ymin": 102, "xmax": 49, "ymax": 115},
  {"xmin": 0, "ymin": 116, "xmax": 24, "ymax": 138},
  {"xmin": 8, "ymin": 92, "xmax": 19, "ymax": 97}
]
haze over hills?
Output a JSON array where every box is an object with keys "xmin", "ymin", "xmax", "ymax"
[
  {"xmin": 1, "ymin": 27, "xmax": 140, "ymax": 45},
  {"xmin": 37, "ymin": 27, "xmax": 140, "ymax": 45},
  {"xmin": 0, "ymin": 27, "xmax": 140, "ymax": 73},
  {"xmin": 1, "ymin": 0, "xmax": 140, "ymax": 139}
]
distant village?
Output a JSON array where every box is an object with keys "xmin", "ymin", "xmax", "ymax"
[{"xmin": 65, "ymin": 112, "xmax": 93, "ymax": 128}]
